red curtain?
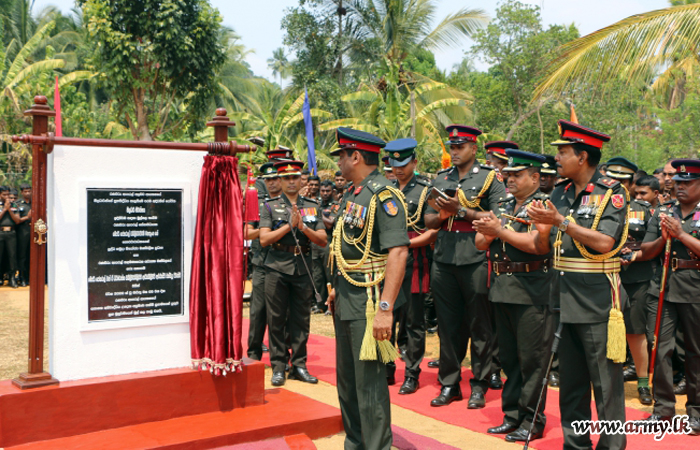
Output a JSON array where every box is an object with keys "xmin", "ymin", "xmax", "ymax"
[{"xmin": 190, "ymin": 155, "xmax": 245, "ymax": 375}]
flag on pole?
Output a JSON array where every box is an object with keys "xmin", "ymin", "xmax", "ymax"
[
  {"xmin": 54, "ymin": 76, "xmax": 63, "ymax": 137},
  {"xmin": 570, "ymin": 103, "xmax": 578, "ymax": 124},
  {"xmin": 302, "ymin": 88, "xmax": 317, "ymax": 175}
]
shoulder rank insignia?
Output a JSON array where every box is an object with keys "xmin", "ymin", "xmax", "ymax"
[
  {"xmin": 382, "ymin": 198, "xmax": 399, "ymax": 216},
  {"xmin": 377, "ymin": 190, "xmax": 394, "ymax": 202},
  {"xmin": 611, "ymin": 194, "xmax": 625, "ymax": 209},
  {"xmin": 598, "ymin": 177, "xmax": 619, "ymax": 188}
]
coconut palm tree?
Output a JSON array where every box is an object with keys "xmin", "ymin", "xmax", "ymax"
[
  {"xmin": 267, "ymin": 47, "xmax": 291, "ymax": 88},
  {"xmin": 534, "ymin": 2, "xmax": 700, "ymax": 100},
  {"xmin": 343, "ymin": 0, "xmax": 488, "ymax": 66}
]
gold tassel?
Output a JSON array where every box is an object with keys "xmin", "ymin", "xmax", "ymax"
[
  {"xmin": 607, "ymin": 307, "xmax": 626, "ymax": 363},
  {"xmin": 359, "ymin": 278, "xmax": 378, "ymax": 361}
]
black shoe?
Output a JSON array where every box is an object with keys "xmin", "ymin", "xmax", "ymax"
[
  {"xmin": 673, "ymin": 371, "xmax": 685, "ymax": 385},
  {"xmin": 636, "ymin": 414, "xmax": 672, "ymax": 425},
  {"xmin": 324, "ymin": 309, "xmax": 332, "ymax": 316},
  {"xmin": 287, "ymin": 366, "xmax": 318, "ymax": 384},
  {"xmin": 489, "ymin": 373, "xmax": 503, "ymax": 390},
  {"xmin": 638, "ymin": 386, "xmax": 652, "ymax": 405},
  {"xmin": 430, "ymin": 385, "xmax": 462, "ymax": 406},
  {"xmin": 689, "ymin": 417, "xmax": 700, "ymax": 436},
  {"xmin": 311, "ymin": 305, "xmax": 323, "ymax": 314},
  {"xmin": 398, "ymin": 377, "xmax": 419, "ymax": 395},
  {"xmin": 9, "ymin": 277, "xmax": 17, "ymax": 289},
  {"xmin": 261, "ymin": 344, "xmax": 269, "ymax": 352},
  {"xmin": 467, "ymin": 391, "xmax": 486, "ymax": 409},
  {"xmin": 271, "ymin": 371, "xmax": 285, "ymax": 386},
  {"xmin": 674, "ymin": 377, "xmax": 687, "ymax": 395},
  {"xmin": 487, "ymin": 422, "xmax": 518, "ymax": 434},
  {"xmin": 19, "ymin": 279, "xmax": 27, "ymax": 287},
  {"xmin": 427, "ymin": 325, "xmax": 438, "ymax": 334},
  {"xmin": 427, "ymin": 359, "xmax": 440, "ymax": 368},
  {"xmin": 548, "ymin": 371, "xmax": 560, "ymax": 387},
  {"xmin": 505, "ymin": 427, "xmax": 542, "ymax": 442},
  {"xmin": 623, "ymin": 365, "xmax": 638, "ymax": 382}
]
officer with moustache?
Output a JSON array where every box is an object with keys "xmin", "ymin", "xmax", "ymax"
[{"xmin": 424, "ymin": 125, "xmax": 506, "ymax": 409}]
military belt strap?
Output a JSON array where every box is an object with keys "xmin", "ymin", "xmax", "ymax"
[
  {"xmin": 671, "ymin": 258, "xmax": 700, "ymax": 271},
  {"xmin": 493, "ymin": 258, "xmax": 550, "ymax": 275},
  {"xmin": 272, "ymin": 242, "xmax": 310, "ymax": 255},
  {"xmin": 553, "ymin": 256, "xmax": 621, "ymax": 274}
]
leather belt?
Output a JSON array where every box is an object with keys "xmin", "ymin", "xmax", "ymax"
[
  {"xmin": 272, "ymin": 242, "xmax": 310, "ymax": 255},
  {"xmin": 493, "ymin": 259, "xmax": 550, "ymax": 275},
  {"xmin": 624, "ymin": 241, "xmax": 642, "ymax": 251},
  {"xmin": 441, "ymin": 220, "xmax": 475, "ymax": 233},
  {"xmin": 0, "ymin": 227, "xmax": 13, "ymax": 232},
  {"xmin": 671, "ymin": 258, "xmax": 700, "ymax": 271},
  {"xmin": 553, "ymin": 256, "xmax": 621, "ymax": 274}
]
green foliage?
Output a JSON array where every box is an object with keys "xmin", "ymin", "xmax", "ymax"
[{"xmin": 81, "ymin": 0, "xmax": 227, "ymax": 140}]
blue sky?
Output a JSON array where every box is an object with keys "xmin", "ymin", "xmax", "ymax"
[{"xmin": 34, "ymin": 0, "xmax": 671, "ymax": 81}]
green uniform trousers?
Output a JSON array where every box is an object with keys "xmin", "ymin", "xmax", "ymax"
[
  {"xmin": 431, "ymin": 260, "xmax": 495, "ymax": 391},
  {"xmin": 559, "ymin": 322, "xmax": 626, "ymax": 450},
  {"xmin": 247, "ymin": 265, "xmax": 267, "ymax": 360},
  {"xmin": 494, "ymin": 303, "xmax": 552, "ymax": 434},
  {"xmin": 335, "ymin": 317, "xmax": 392, "ymax": 450}
]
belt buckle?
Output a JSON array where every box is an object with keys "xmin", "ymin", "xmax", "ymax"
[
  {"xmin": 671, "ymin": 258, "xmax": 678, "ymax": 272},
  {"xmin": 493, "ymin": 262, "xmax": 499, "ymax": 276},
  {"xmin": 294, "ymin": 246, "xmax": 302, "ymax": 256}
]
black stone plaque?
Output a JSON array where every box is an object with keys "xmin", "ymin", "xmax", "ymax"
[{"xmin": 87, "ymin": 189, "xmax": 183, "ymax": 322}]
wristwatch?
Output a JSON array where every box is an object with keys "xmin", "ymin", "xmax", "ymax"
[
  {"xmin": 379, "ymin": 301, "xmax": 391, "ymax": 311},
  {"xmin": 558, "ymin": 218, "xmax": 570, "ymax": 232},
  {"xmin": 457, "ymin": 207, "xmax": 469, "ymax": 219}
]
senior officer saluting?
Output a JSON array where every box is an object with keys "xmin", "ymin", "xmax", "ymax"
[
  {"xmin": 605, "ymin": 156, "xmax": 654, "ymax": 406},
  {"xmin": 424, "ymin": 125, "xmax": 506, "ymax": 409},
  {"xmin": 528, "ymin": 120, "xmax": 629, "ymax": 449},
  {"xmin": 474, "ymin": 150, "xmax": 554, "ymax": 443},
  {"xmin": 637, "ymin": 159, "xmax": 700, "ymax": 435},
  {"xmin": 384, "ymin": 138, "xmax": 437, "ymax": 395},
  {"xmin": 259, "ymin": 160, "xmax": 327, "ymax": 387},
  {"xmin": 327, "ymin": 127, "xmax": 409, "ymax": 450}
]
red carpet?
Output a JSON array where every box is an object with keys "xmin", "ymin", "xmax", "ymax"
[{"xmin": 244, "ymin": 319, "xmax": 690, "ymax": 448}]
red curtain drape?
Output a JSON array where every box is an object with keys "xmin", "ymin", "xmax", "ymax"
[{"xmin": 190, "ymin": 155, "xmax": 245, "ymax": 375}]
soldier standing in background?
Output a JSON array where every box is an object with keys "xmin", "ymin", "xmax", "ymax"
[
  {"xmin": 0, "ymin": 186, "xmax": 20, "ymax": 288},
  {"xmin": 311, "ymin": 180, "xmax": 339, "ymax": 314},
  {"xmin": 16, "ymin": 184, "xmax": 31, "ymax": 287}
]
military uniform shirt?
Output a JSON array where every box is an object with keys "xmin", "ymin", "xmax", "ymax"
[
  {"xmin": 313, "ymin": 198, "xmax": 339, "ymax": 260},
  {"xmin": 396, "ymin": 175, "xmax": 432, "ymax": 267},
  {"xmin": 549, "ymin": 171, "xmax": 629, "ymax": 323},
  {"xmin": 250, "ymin": 197, "xmax": 271, "ymax": 267},
  {"xmin": 259, "ymin": 194, "xmax": 322, "ymax": 276},
  {"xmin": 0, "ymin": 203, "xmax": 18, "ymax": 228},
  {"xmin": 334, "ymin": 169, "xmax": 410, "ymax": 320},
  {"xmin": 621, "ymin": 199, "xmax": 654, "ymax": 284},
  {"xmin": 425, "ymin": 163, "xmax": 507, "ymax": 266},
  {"xmin": 643, "ymin": 200, "xmax": 700, "ymax": 304},
  {"xmin": 489, "ymin": 190, "xmax": 553, "ymax": 306}
]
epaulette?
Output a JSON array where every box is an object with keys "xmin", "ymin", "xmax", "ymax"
[
  {"xmin": 633, "ymin": 199, "xmax": 651, "ymax": 207},
  {"xmin": 437, "ymin": 167, "xmax": 452, "ymax": 175},
  {"xmin": 416, "ymin": 174, "xmax": 432, "ymax": 184},
  {"xmin": 535, "ymin": 191, "xmax": 550, "ymax": 201},
  {"xmin": 301, "ymin": 196, "xmax": 319, "ymax": 204},
  {"xmin": 597, "ymin": 177, "xmax": 620, "ymax": 188},
  {"xmin": 416, "ymin": 178, "xmax": 431, "ymax": 187},
  {"xmin": 555, "ymin": 178, "xmax": 570, "ymax": 187},
  {"xmin": 264, "ymin": 196, "xmax": 280, "ymax": 203},
  {"xmin": 480, "ymin": 164, "xmax": 495, "ymax": 170},
  {"xmin": 367, "ymin": 179, "xmax": 390, "ymax": 194}
]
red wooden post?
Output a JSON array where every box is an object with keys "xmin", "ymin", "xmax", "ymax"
[{"xmin": 13, "ymin": 96, "xmax": 59, "ymax": 389}]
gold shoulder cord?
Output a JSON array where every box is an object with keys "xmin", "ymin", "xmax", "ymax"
[
  {"xmin": 407, "ymin": 186, "xmax": 429, "ymax": 232},
  {"xmin": 447, "ymin": 169, "xmax": 496, "ymax": 230},
  {"xmin": 553, "ymin": 184, "xmax": 631, "ymax": 363}
]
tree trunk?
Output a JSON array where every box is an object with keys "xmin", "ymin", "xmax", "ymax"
[
  {"xmin": 337, "ymin": 0, "xmax": 344, "ymax": 86},
  {"xmin": 133, "ymin": 88, "xmax": 153, "ymax": 141},
  {"xmin": 506, "ymin": 104, "xmax": 540, "ymax": 140}
]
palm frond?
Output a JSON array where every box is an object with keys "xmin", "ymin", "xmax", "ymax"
[
  {"xmin": 534, "ymin": 4, "xmax": 700, "ymax": 99},
  {"xmin": 58, "ymin": 70, "xmax": 95, "ymax": 88},
  {"xmin": 6, "ymin": 59, "xmax": 65, "ymax": 90},
  {"xmin": 420, "ymin": 8, "xmax": 488, "ymax": 51},
  {"xmin": 4, "ymin": 21, "xmax": 56, "ymax": 86}
]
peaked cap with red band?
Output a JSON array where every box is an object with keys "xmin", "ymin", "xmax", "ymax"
[
  {"xmin": 331, "ymin": 127, "xmax": 386, "ymax": 156},
  {"xmin": 445, "ymin": 124, "xmax": 482, "ymax": 145},
  {"xmin": 485, "ymin": 140, "xmax": 519, "ymax": 162},
  {"xmin": 266, "ymin": 148, "xmax": 294, "ymax": 160},
  {"xmin": 551, "ymin": 120, "xmax": 611, "ymax": 151},
  {"xmin": 671, "ymin": 159, "xmax": 700, "ymax": 181},
  {"xmin": 273, "ymin": 160, "xmax": 304, "ymax": 177}
]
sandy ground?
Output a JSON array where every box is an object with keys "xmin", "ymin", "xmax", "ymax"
[{"xmin": 0, "ymin": 285, "xmax": 687, "ymax": 448}]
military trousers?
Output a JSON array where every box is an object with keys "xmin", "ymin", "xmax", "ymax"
[
  {"xmin": 494, "ymin": 303, "xmax": 552, "ymax": 433},
  {"xmin": 559, "ymin": 321, "xmax": 626, "ymax": 450},
  {"xmin": 431, "ymin": 260, "xmax": 495, "ymax": 392},
  {"xmin": 335, "ymin": 316, "xmax": 392, "ymax": 450},
  {"xmin": 650, "ymin": 301, "xmax": 700, "ymax": 419},
  {"xmin": 388, "ymin": 282, "xmax": 426, "ymax": 380},
  {"xmin": 264, "ymin": 268, "xmax": 312, "ymax": 373},
  {"xmin": 312, "ymin": 257, "xmax": 329, "ymax": 311},
  {"xmin": 0, "ymin": 230, "xmax": 18, "ymax": 274},
  {"xmin": 247, "ymin": 264, "xmax": 267, "ymax": 360},
  {"xmin": 17, "ymin": 226, "xmax": 30, "ymax": 283}
]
